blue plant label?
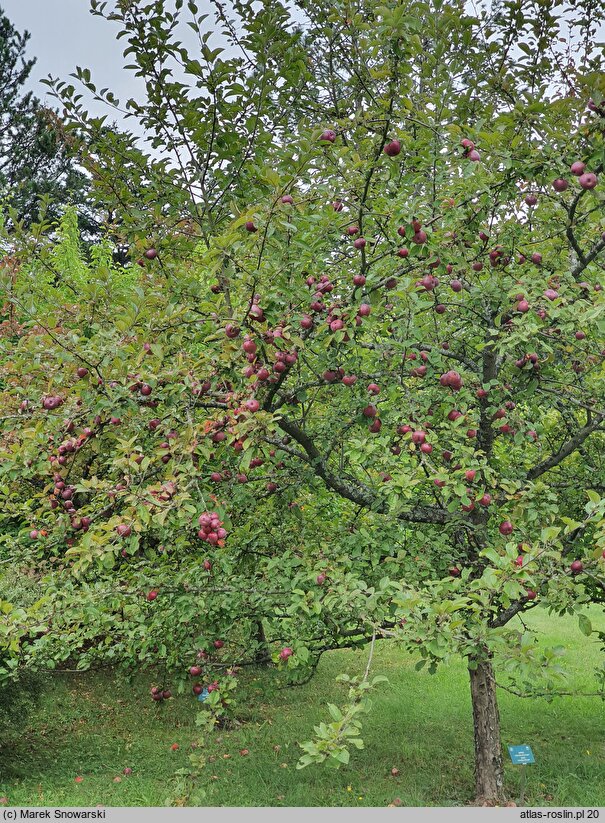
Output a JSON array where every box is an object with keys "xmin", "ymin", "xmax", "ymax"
[
  {"xmin": 508, "ymin": 744, "xmax": 535, "ymax": 765},
  {"xmin": 197, "ymin": 688, "xmax": 210, "ymax": 703}
]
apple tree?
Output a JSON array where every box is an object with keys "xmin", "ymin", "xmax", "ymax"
[{"xmin": 3, "ymin": 0, "xmax": 605, "ymax": 804}]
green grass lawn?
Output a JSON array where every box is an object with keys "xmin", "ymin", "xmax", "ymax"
[{"xmin": 1, "ymin": 607, "xmax": 604, "ymax": 807}]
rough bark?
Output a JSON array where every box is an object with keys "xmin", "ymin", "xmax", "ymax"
[{"xmin": 468, "ymin": 655, "xmax": 506, "ymax": 804}]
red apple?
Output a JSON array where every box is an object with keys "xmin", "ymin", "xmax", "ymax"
[
  {"xmin": 319, "ymin": 129, "xmax": 336, "ymax": 143},
  {"xmin": 579, "ymin": 172, "xmax": 598, "ymax": 190},
  {"xmin": 384, "ymin": 139, "xmax": 401, "ymax": 157}
]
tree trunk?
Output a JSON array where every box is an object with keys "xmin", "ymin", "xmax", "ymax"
[
  {"xmin": 253, "ymin": 620, "xmax": 270, "ymax": 664},
  {"xmin": 468, "ymin": 655, "xmax": 506, "ymax": 804}
]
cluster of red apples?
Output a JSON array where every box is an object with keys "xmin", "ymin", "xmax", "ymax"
[{"xmin": 197, "ymin": 511, "xmax": 228, "ymax": 545}]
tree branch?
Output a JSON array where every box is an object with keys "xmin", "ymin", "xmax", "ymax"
[
  {"xmin": 527, "ymin": 414, "xmax": 605, "ymax": 480},
  {"xmin": 276, "ymin": 414, "xmax": 452, "ymax": 525}
]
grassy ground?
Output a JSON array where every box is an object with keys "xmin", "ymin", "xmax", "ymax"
[{"xmin": 1, "ymin": 607, "xmax": 604, "ymax": 807}]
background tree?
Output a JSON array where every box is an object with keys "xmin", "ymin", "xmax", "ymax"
[
  {"xmin": 0, "ymin": 7, "xmax": 94, "ymax": 233},
  {"xmin": 2, "ymin": 0, "xmax": 605, "ymax": 806}
]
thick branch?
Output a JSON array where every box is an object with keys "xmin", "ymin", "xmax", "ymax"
[
  {"xmin": 489, "ymin": 598, "xmax": 535, "ymax": 628},
  {"xmin": 527, "ymin": 414, "xmax": 605, "ymax": 480},
  {"xmin": 276, "ymin": 414, "xmax": 452, "ymax": 525},
  {"xmin": 571, "ymin": 234, "xmax": 605, "ymax": 279}
]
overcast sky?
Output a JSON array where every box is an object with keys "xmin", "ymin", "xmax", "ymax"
[
  {"xmin": 0, "ymin": 0, "xmax": 235, "ymax": 123},
  {"xmin": 2, "ymin": 1, "xmax": 144, "ymax": 112},
  {"xmin": 3, "ymin": 1, "xmax": 603, "ymax": 123}
]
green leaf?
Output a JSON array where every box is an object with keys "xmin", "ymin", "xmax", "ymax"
[{"xmin": 327, "ymin": 703, "xmax": 343, "ymax": 722}]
